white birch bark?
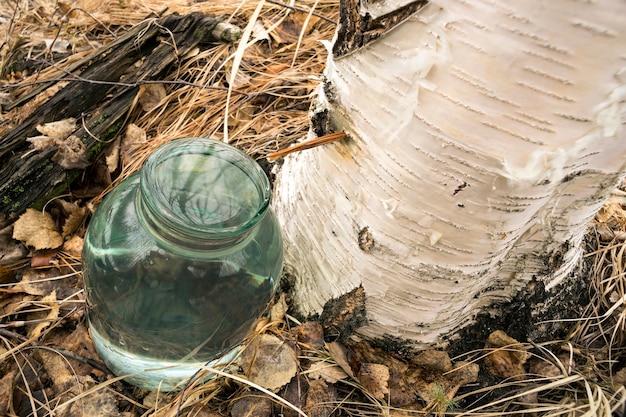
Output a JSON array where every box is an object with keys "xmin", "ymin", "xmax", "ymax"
[{"xmin": 273, "ymin": 0, "xmax": 626, "ymax": 346}]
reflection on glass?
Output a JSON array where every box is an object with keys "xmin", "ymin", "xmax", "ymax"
[{"xmin": 82, "ymin": 139, "xmax": 283, "ymax": 390}]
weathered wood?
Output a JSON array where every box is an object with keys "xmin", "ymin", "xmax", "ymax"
[{"xmin": 0, "ymin": 12, "xmax": 235, "ymax": 216}]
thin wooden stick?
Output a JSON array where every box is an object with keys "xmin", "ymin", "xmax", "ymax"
[{"xmin": 267, "ymin": 131, "xmax": 347, "ymax": 161}]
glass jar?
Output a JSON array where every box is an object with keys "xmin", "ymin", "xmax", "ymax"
[{"xmin": 82, "ymin": 138, "xmax": 283, "ymax": 391}]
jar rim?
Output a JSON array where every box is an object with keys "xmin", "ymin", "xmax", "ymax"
[{"xmin": 140, "ymin": 138, "xmax": 271, "ymax": 240}]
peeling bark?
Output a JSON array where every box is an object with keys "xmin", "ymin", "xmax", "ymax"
[{"xmin": 273, "ymin": 0, "xmax": 626, "ymax": 346}]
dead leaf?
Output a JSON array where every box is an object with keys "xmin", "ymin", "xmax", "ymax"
[
  {"xmin": 27, "ymin": 135, "xmax": 56, "ymax": 150},
  {"xmin": 326, "ymin": 342, "xmax": 355, "ymax": 380},
  {"xmin": 39, "ymin": 346, "xmax": 74, "ymax": 387},
  {"xmin": 62, "ymin": 205, "xmax": 87, "ymax": 237},
  {"xmin": 358, "ymin": 363, "xmax": 390, "ymax": 400},
  {"xmin": 62, "ymin": 235, "xmax": 84, "ymax": 258},
  {"xmin": 268, "ymin": 15, "xmax": 320, "ymax": 45},
  {"xmin": 10, "ymin": 268, "xmax": 79, "ymax": 301},
  {"xmin": 269, "ymin": 292, "xmax": 288, "ymax": 322},
  {"xmin": 36, "ymin": 118, "xmax": 76, "ymax": 139},
  {"xmin": 45, "ymin": 38, "xmax": 71, "ymax": 54},
  {"xmin": 64, "ymin": 383, "xmax": 122, "ymax": 417},
  {"xmin": 308, "ymin": 361, "xmax": 348, "ymax": 384},
  {"xmin": 0, "ymin": 222, "xmax": 29, "ymax": 265},
  {"xmin": 121, "ymin": 123, "xmax": 147, "ymax": 166},
  {"xmin": 349, "ymin": 339, "xmax": 415, "ymax": 406},
  {"xmin": 280, "ymin": 375, "xmax": 309, "ymax": 417},
  {"xmin": 303, "ymin": 379, "xmax": 337, "ymax": 417},
  {"xmin": 28, "ymin": 290, "xmax": 59, "ymax": 339},
  {"xmin": 143, "ymin": 391, "xmax": 176, "ymax": 409},
  {"xmin": 483, "ymin": 330, "xmax": 530, "ymax": 380},
  {"xmin": 447, "ymin": 361, "xmax": 480, "ymax": 386},
  {"xmin": 0, "ymin": 265, "xmax": 16, "ymax": 284},
  {"xmin": 51, "ymin": 134, "xmax": 90, "ymax": 169},
  {"xmin": 138, "ymin": 83, "xmax": 166, "ymax": 112},
  {"xmin": 529, "ymin": 354, "xmax": 574, "ymax": 378},
  {"xmin": 105, "ymin": 137, "xmax": 121, "ymax": 173},
  {"xmin": 13, "ymin": 208, "xmax": 64, "ymax": 249},
  {"xmin": 265, "ymin": 63, "xmax": 290, "ymax": 75},
  {"xmin": 31, "ymin": 250, "xmax": 58, "ymax": 267},
  {"xmin": 294, "ymin": 321, "xmax": 325, "ymax": 351},
  {"xmin": 240, "ymin": 334, "xmax": 298, "ymax": 392},
  {"xmin": 252, "ymin": 20, "xmax": 271, "ymax": 43},
  {"xmin": 57, "ymin": 1, "xmax": 73, "ymax": 16},
  {"xmin": 230, "ymin": 393, "xmax": 272, "ymax": 417},
  {"xmin": 28, "ymin": 118, "xmax": 89, "ymax": 170},
  {"xmin": 411, "ymin": 350, "xmax": 453, "ymax": 373},
  {"xmin": 0, "ymin": 369, "xmax": 17, "ymax": 415},
  {"xmin": 38, "ymin": 349, "xmax": 119, "ymax": 417}
]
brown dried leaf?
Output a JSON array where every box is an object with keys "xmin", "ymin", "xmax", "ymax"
[
  {"xmin": 13, "ymin": 208, "xmax": 64, "ymax": 249},
  {"xmin": 57, "ymin": 1, "xmax": 72, "ymax": 15},
  {"xmin": 230, "ymin": 393, "xmax": 272, "ymax": 417},
  {"xmin": 62, "ymin": 235, "xmax": 84, "ymax": 258},
  {"xmin": 138, "ymin": 83, "xmax": 167, "ymax": 112},
  {"xmin": 0, "ymin": 369, "xmax": 17, "ymax": 415},
  {"xmin": 39, "ymin": 348, "xmax": 116, "ymax": 417},
  {"xmin": 411, "ymin": 350, "xmax": 453, "ymax": 373},
  {"xmin": 105, "ymin": 137, "xmax": 121, "ymax": 173},
  {"xmin": 51, "ymin": 134, "xmax": 90, "ymax": 169},
  {"xmin": 448, "ymin": 361, "xmax": 480, "ymax": 386},
  {"xmin": 240, "ymin": 334, "xmax": 298, "ymax": 392},
  {"xmin": 303, "ymin": 379, "xmax": 337, "ymax": 417},
  {"xmin": 27, "ymin": 135, "xmax": 56, "ymax": 150},
  {"xmin": 39, "ymin": 346, "xmax": 74, "ymax": 387},
  {"xmin": 28, "ymin": 290, "xmax": 59, "ymax": 339},
  {"xmin": 121, "ymin": 123, "xmax": 147, "ymax": 166},
  {"xmin": 308, "ymin": 361, "xmax": 348, "ymax": 384},
  {"xmin": 0, "ymin": 265, "xmax": 16, "ymax": 284},
  {"xmin": 326, "ymin": 341, "xmax": 355, "ymax": 380},
  {"xmin": 62, "ymin": 205, "xmax": 87, "ymax": 237},
  {"xmin": 484, "ymin": 330, "xmax": 530, "ymax": 380},
  {"xmin": 0, "ymin": 222, "xmax": 29, "ymax": 266},
  {"xmin": 294, "ymin": 321, "xmax": 325, "ymax": 351},
  {"xmin": 31, "ymin": 250, "xmax": 58, "ymax": 267},
  {"xmin": 269, "ymin": 15, "xmax": 320, "ymax": 45},
  {"xmin": 269, "ymin": 292, "xmax": 288, "ymax": 322},
  {"xmin": 280, "ymin": 375, "xmax": 309, "ymax": 417},
  {"xmin": 358, "ymin": 363, "xmax": 390, "ymax": 400},
  {"xmin": 36, "ymin": 117, "xmax": 77, "ymax": 139},
  {"xmin": 11, "ymin": 268, "xmax": 80, "ymax": 301}
]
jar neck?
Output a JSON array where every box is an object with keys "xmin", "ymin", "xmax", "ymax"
[
  {"xmin": 136, "ymin": 188, "xmax": 265, "ymax": 251},
  {"xmin": 134, "ymin": 138, "xmax": 272, "ymax": 252}
]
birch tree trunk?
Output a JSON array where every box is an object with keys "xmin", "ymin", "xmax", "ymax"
[{"xmin": 272, "ymin": 0, "xmax": 626, "ymax": 347}]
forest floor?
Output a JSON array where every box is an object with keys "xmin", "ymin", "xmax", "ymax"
[{"xmin": 1, "ymin": 0, "xmax": 626, "ymax": 416}]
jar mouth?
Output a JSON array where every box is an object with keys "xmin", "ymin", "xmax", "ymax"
[{"xmin": 140, "ymin": 138, "xmax": 270, "ymax": 240}]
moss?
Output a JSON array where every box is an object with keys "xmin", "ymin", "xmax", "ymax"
[{"xmin": 30, "ymin": 171, "xmax": 79, "ymax": 210}]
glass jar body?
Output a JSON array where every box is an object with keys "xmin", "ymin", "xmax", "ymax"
[{"xmin": 82, "ymin": 139, "xmax": 283, "ymax": 390}]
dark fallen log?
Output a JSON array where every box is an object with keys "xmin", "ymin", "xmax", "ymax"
[{"xmin": 0, "ymin": 12, "xmax": 240, "ymax": 216}]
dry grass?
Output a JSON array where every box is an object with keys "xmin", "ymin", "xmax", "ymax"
[{"xmin": 2, "ymin": 0, "xmax": 626, "ymax": 416}]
